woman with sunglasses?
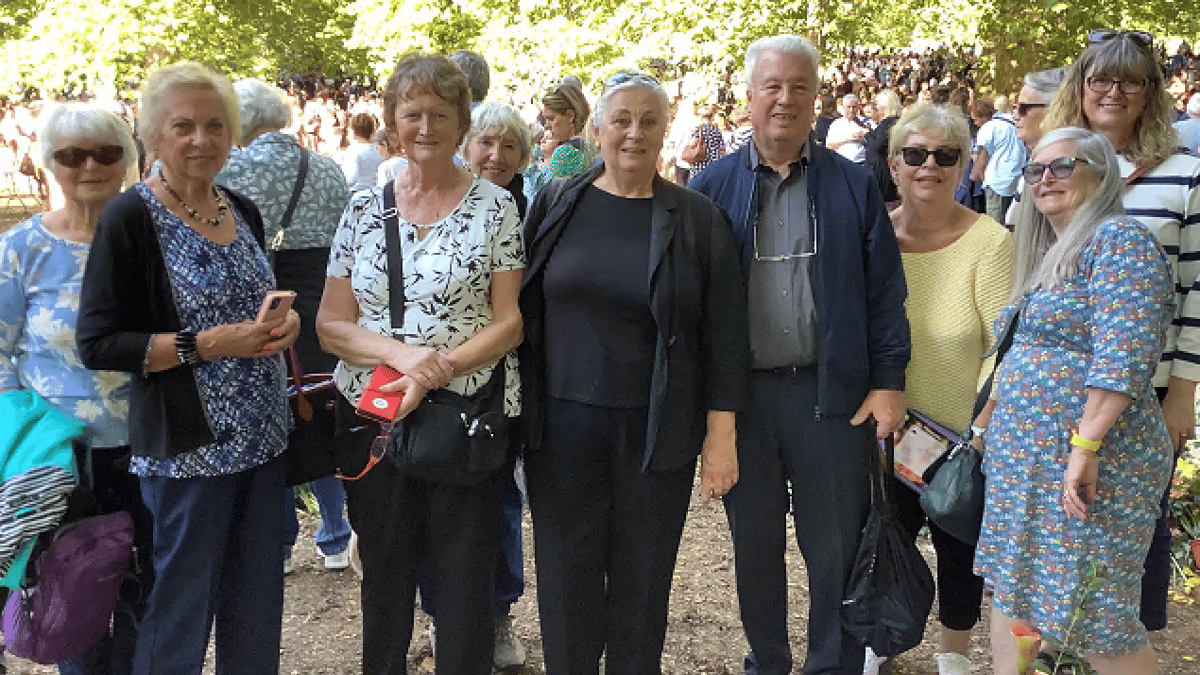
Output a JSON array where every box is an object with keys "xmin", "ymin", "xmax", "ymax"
[
  {"xmin": 0, "ymin": 103, "xmax": 152, "ymax": 675},
  {"xmin": 863, "ymin": 103, "xmax": 1011, "ymax": 675},
  {"xmin": 1043, "ymin": 28, "xmax": 1200, "ymax": 634},
  {"xmin": 520, "ymin": 71, "xmax": 747, "ymax": 675},
  {"xmin": 975, "ymin": 127, "xmax": 1172, "ymax": 675}
]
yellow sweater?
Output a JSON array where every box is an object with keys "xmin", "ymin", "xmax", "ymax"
[{"xmin": 901, "ymin": 214, "xmax": 1013, "ymax": 432}]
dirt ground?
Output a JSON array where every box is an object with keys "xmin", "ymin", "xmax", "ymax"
[{"xmin": 10, "ymin": 473, "xmax": 1200, "ymax": 675}]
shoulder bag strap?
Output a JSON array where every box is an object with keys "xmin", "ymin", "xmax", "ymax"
[
  {"xmin": 381, "ymin": 181, "xmax": 404, "ymax": 336},
  {"xmin": 972, "ymin": 296, "xmax": 1027, "ymax": 419},
  {"xmin": 272, "ymin": 149, "xmax": 310, "ymax": 249}
]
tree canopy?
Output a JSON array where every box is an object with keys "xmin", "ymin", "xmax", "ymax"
[{"xmin": 1, "ymin": 0, "xmax": 1195, "ymax": 103}]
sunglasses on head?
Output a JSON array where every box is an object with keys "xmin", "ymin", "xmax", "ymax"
[
  {"xmin": 604, "ymin": 71, "xmax": 660, "ymax": 88},
  {"xmin": 899, "ymin": 146, "xmax": 961, "ymax": 167},
  {"xmin": 1015, "ymin": 102, "xmax": 1047, "ymax": 116},
  {"xmin": 1088, "ymin": 29, "xmax": 1154, "ymax": 49},
  {"xmin": 52, "ymin": 145, "xmax": 124, "ymax": 168},
  {"xmin": 1022, "ymin": 156, "xmax": 1092, "ymax": 184}
]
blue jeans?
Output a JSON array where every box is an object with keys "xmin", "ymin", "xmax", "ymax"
[{"xmin": 283, "ymin": 474, "xmax": 351, "ymax": 557}]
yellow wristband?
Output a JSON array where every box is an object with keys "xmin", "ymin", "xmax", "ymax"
[{"xmin": 1070, "ymin": 433, "xmax": 1101, "ymax": 453}]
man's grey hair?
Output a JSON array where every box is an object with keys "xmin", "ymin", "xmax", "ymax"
[
  {"xmin": 744, "ymin": 35, "xmax": 820, "ymax": 88},
  {"xmin": 1188, "ymin": 93, "xmax": 1200, "ymax": 118},
  {"xmin": 233, "ymin": 79, "xmax": 291, "ymax": 144},
  {"xmin": 449, "ymin": 50, "xmax": 490, "ymax": 103}
]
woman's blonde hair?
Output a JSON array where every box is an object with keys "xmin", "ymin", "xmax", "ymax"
[
  {"xmin": 1043, "ymin": 34, "xmax": 1177, "ymax": 167},
  {"xmin": 138, "ymin": 62, "xmax": 240, "ymax": 151}
]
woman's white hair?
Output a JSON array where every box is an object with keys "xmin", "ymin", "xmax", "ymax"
[
  {"xmin": 1010, "ymin": 126, "xmax": 1125, "ymax": 300},
  {"xmin": 234, "ymin": 79, "xmax": 291, "ymax": 144},
  {"xmin": 744, "ymin": 35, "xmax": 820, "ymax": 87},
  {"xmin": 38, "ymin": 102, "xmax": 137, "ymax": 175},
  {"xmin": 137, "ymin": 62, "xmax": 240, "ymax": 151},
  {"xmin": 591, "ymin": 72, "xmax": 670, "ymax": 130},
  {"xmin": 463, "ymin": 102, "xmax": 533, "ymax": 172}
]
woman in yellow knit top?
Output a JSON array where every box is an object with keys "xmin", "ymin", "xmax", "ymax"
[{"xmin": 864, "ymin": 103, "xmax": 1013, "ymax": 675}]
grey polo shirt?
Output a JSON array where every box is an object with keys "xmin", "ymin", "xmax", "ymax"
[{"xmin": 747, "ymin": 142, "xmax": 818, "ymax": 369}]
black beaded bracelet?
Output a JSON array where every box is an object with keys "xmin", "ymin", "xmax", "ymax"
[{"xmin": 175, "ymin": 330, "xmax": 203, "ymax": 367}]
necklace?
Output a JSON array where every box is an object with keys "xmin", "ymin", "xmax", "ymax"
[{"xmin": 159, "ymin": 170, "xmax": 228, "ymax": 227}]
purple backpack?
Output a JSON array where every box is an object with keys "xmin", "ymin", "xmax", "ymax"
[{"xmin": 2, "ymin": 510, "xmax": 134, "ymax": 664}]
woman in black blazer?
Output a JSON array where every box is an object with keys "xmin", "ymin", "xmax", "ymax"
[{"xmin": 518, "ymin": 71, "xmax": 749, "ymax": 675}]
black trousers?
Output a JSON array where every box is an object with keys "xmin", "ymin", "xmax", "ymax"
[
  {"xmin": 344, "ymin": 456, "xmax": 506, "ymax": 675},
  {"xmin": 724, "ymin": 369, "xmax": 872, "ymax": 675},
  {"xmin": 1141, "ymin": 386, "xmax": 1176, "ymax": 630},
  {"xmin": 525, "ymin": 398, "xmax": 695, "ymax": 675}
]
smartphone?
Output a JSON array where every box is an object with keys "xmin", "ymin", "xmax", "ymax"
[
  {"xmin": 256, "ymin": 290, "xmax": 296, "ymax": 324},
  {"xmin": 355, "ymin": 364, "xmax": 405, "ymax": 423}
]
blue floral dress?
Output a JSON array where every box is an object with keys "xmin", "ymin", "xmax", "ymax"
[{"xmin": 974, "ymin": 217, "xmax": 1175, "ymax": 655}]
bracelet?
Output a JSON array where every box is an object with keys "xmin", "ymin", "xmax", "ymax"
[
  {"xmin": 1069, "ymin": 432, "xmax": 1101, "ymax": 453},
  {"xmin": 970, "ymin": 425, "xmax": 987, "ymax": 439},
  {"xmin": 175, "ymin": 330, "xmax": 203, "ymax": 367}
]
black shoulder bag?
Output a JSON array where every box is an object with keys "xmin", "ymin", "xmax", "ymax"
[{"xmin": 380, "ymin": 183, "xmax": 510, "ymax": 485}]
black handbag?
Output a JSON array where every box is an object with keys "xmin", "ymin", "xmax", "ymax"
[
  {"xmin": 918, "ymin": 299, "xmax": 1024, "ymax": 545},
  {"xmin": 282, "ymin": 346, "xmax": 339, "ymax": 485},
  {"xmin": 379, "ymin": 182, "xmax": 510, "ymax": 485},
  {"xmin": 842, "ymin": 435, "xmax": 936, "ymax": 658}
]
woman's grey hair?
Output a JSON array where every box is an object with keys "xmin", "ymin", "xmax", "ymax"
[
  {"xmin": 449, "ymin": 50, "xmax": 490, "ymax": 103},
  {"xmin": 1188, "ymin": 94, "xmax": 1200, "ymax": 117},
  {"xmin": 745, "ymin": 35, "xmax": 820, "ymax": 87},
  {"xmin": 874, "ymin": 88, "xmax": 902, "ymax": 117},
  {"xmin": 464, "ymin": 102, "xmax": 533, "ymax": 171},
  {"xmin": 1009, "ymin": 126, "xmax": 1125, "ymax": 300},
  {"xmin": 39, "ymin": 102, "xmax": 137, "ymax": 175},
  {"xmin": 233, "ymin": 79, "xmax": 291, "ymax": 144},
  {"xmin": 887, "ymin": 103, "xmax": 972, "ymax": 191},
  {"xmin": 138, "ymin": 62, "xmax": 240, "ymax": 151},
  {"xmin": 1023, "ymin": 67, "xmax": 1066, "ymax": 102},
  {"xmin": 592, "ymin": 73, "xmax": 670, "ymax": 130}
]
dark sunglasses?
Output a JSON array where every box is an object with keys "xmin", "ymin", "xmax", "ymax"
[
  {"xmin": 1015, "ymin": 102, "xmax": 1047, "ymax": 116},
  {"xmin": 52, "ymin": 145, "xmax": 124, "ymax": 168},
  {"xmin": 899, "ymin": 146, "xmax": 962, "ymax": 167},
  {"xmin": 604, "ymin": 71, "xmax": 660, "ymax": 88},
  {"xmin": 1022, "ymin": 156, "xmax": 1092, "ymax": 184},
  {"xmin": 1088, "ymin": 29, "xmax": 1153, "ymax": 49}
]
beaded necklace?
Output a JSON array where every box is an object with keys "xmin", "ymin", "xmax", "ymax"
[{"xmin": 159, "ymin": 169, "xmax": 229, "ymax": 227}]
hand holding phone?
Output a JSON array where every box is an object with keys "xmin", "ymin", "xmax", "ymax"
[
  {"xmin": 356, "ymin": 365, "xmax": 407, "ymax": 423},
  {"xmin": 256, "ymin": 290, "xmax": 296, "ymax": 325}
]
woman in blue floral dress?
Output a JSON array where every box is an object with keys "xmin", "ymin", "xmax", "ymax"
[{"xmin": 974, "ymin": 127, "xmax": 1174, "ymax": 675}]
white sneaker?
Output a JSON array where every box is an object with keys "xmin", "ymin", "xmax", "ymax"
[
  {"xmin": 935, "ymin": 652, "xmax": 973, "ymax": 675},
  {"xmin": 862, "ymin": 646, "xmax": 888, "ymax": 675},
  {"xmin": 494, "ymin": 613, "xmax": 526, "ymax": 669},
  {"xmin": 349, "ymin": 532, "xmax": 362, "ymax": 579},
  {"xmin": 323, "ymin": 550, "xmax": 350, "ymax": 570},
  {"xmin": 428, "ymin": 620, "xmax": 437, "ymax": 656}
]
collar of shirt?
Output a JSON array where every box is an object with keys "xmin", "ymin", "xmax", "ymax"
[{"xmin": 747, "ymin": 139, "xmax": 811, "ymax": 176}]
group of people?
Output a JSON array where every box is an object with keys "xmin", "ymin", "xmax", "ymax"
[{"xmin": 0, "ymin": 27, "xmax": 1194, "ymax": 675}]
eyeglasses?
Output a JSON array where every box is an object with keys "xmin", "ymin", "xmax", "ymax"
[
  {"xmin": 337, "ymin": 423, "xmax": 392, "ymax": 481},
  {"xmin": 899, "ymin": 146, "xmax": 962, "ymax": 167},
  {"xmin": 1014, "ymin": 102, "xmax": 1047, "ymax": 116},
  {"xmin": 1088, "ymin": 29, "xmax": 1154, "ymax": 49},
  {"xmin": 1086, "ymin": 76, "xmax": 1148, "ymax": 95},
  {"xmin": 52, "ymin": 145, "xmax": 124, "ymax": 168},
  {"xmin": 604, "ymin": 71, "xmax": 660, "ymax": 88},
  {"xmin": 754, "ymin": 196, "xmax": 818, "ymax": 262},
  {"xmin": 1022, "ymin": 156, "xmax": 1093, "ymax": 184}
]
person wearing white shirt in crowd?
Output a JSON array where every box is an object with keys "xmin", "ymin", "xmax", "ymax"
[
  {"xmin": 826, "ymin": 94, "xmax": 869, "ymax": 163},
  {"xmin": 1172, "ymin": 94, "xmax": 1200, "ymax": 152},
  {"xmin": 969, "ymin": 98, "xmax": 1026, "ymax": 225},
  {"xmin": 341, "ymin": 112, "xmax": 385, "ymax": 192}
]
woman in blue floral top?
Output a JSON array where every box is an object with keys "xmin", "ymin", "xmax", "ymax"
[
  {"xmin": 76, "ymin": 63, "xmax": 300, "ymax": 675},
  {"xmin": 0, "ymin": 102, "xmax": 150, "ymax": 675}
]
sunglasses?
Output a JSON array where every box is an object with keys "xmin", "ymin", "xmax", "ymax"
[
  {"xmin": 604, "ymin": 71, "xmax": 660, "ymax": 88},
  {"xmin": 899, "ymin": 146, "xmax": 962, "ymax": 167},
  {"xmin": 337, "ymin": 423, "xmax": 392, "ymax": 481},
  {"xmin": 52, "ymin": 145, "xmax": 125, "ymax": 168},
  {"xmin": 1022, "ymin": 156, "xmax": 1092, "ymax": 184},
  {"xmin": 1014, "ymin": 102, "xmax": 1047, "ymax": 116},
  {"xmin": 1088, "ymin": 29, "xmax": 1153, "ymax": 49}
]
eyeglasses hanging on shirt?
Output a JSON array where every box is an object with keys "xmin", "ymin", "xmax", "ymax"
[{"xmin": 753, "ymin": 195, "xmax": 818, "ymax": 262}]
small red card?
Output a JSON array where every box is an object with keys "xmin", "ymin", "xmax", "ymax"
[{"xmin": 355, "ymin": 365, "xmax": 404, "ymax": 423}]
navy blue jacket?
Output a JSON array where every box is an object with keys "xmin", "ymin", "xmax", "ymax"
[{"xmin": 689, "ymin": 138, "xmax": 910, "ymax": 418}]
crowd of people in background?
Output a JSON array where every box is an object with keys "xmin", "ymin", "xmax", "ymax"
[{"xmin": 1, "ymin": 26, "xmax": 1199, "ymax": 675}]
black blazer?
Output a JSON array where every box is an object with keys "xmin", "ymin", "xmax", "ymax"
[
  {"xmin": 77, "ymin": 185, "xmax": 267, "ymax": 459},
  {"xmin": 519, "ymin": 164, "xmax": 749, "ymax": 471}
]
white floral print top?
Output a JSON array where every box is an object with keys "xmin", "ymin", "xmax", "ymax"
[
  {"xmin": 0, "ymin": 215, "xmax": 131, "ymax": 447},
  {"xmin": 327, "ymin": 177, "xmax": 524, "ymax": 414}
]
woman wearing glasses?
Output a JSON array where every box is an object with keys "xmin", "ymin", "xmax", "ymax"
[
  {"xmin": 974, "ymin": 127, "xmax": 1173, "ymax": 675},
  {"xmin": 1013, "ymin": 68, "xmax": 1066, "ymax": 150},
  {"xmin": 1043, "ymin": 29, "xmax": 1200, "ymax": 633},
  {"xmin": 0, "ymin": 103, "xmax": 152, "ymax": 675},
  {"xmin": 863, "ymin": 103, "xmax": 1011, "ymax": 675},
  {"xmin": 519, "ymin": 71, "xmax": 748, "ymax": 675}
]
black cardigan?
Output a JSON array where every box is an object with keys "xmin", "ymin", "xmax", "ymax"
[
  {"xmin": 76, "ymin": 185, "xmax": 268, "ymax": 459},
  {"xmin": 519, "ymin": 165, "xmax": 750, "ymax": 471}
]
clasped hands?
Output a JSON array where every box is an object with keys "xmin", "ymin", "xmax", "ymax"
[{"xmin": 376, "ymin": 345, "xmax": 455, "ymax": 422}]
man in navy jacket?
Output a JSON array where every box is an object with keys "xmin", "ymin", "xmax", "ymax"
[{"xmin": 690, "ymin": 34, "xmax": 910, "ymax": 675}]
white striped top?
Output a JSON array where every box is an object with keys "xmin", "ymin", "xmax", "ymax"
[{"xmin": 1118, "ymin": 150, "xmax": 1200, "ymax": 387}]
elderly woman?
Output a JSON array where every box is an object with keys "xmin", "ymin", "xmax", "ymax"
[
  {"xmin": 519, "ymin": 71, "xmax": 748, "ymax": 675},
  {"xmin": 214, "ymin": 78, "xmax": 353, "ymax": 574},
  {"xmin": 1043, "ymin": 29, "xmax": 1200, "ymax": 632},
  {"xmin": 76, "ymin": 62, "xmax": 300, "ymax": 675},
  {"xmin": 1015, "ymin": 68, "xmax": 1066, "ymax": 150},
  {"xmin": 342, "ymin": 112, "xmax": 385, "ymax": 192},
  {"xmin": 315, "ymin": 53, "xmax": 523, "ymax": 675},
  {"xmin": 0, "ymin": 103, "xmax": 149, "ymax": 675},
  {"xmin": 861, "ymin": 103, "xmax": 1012, "ymax": 675},
  {"xmin": 522, "ymin": 81, "xmax": 591, "ymax": 202},
  {"xmin": 864, "ymin": 88, "xmax": 903, "ymax": 205},
  {"xmin": 974, "ymin": 127, "xmax": 1172, "ymax": 675}
]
